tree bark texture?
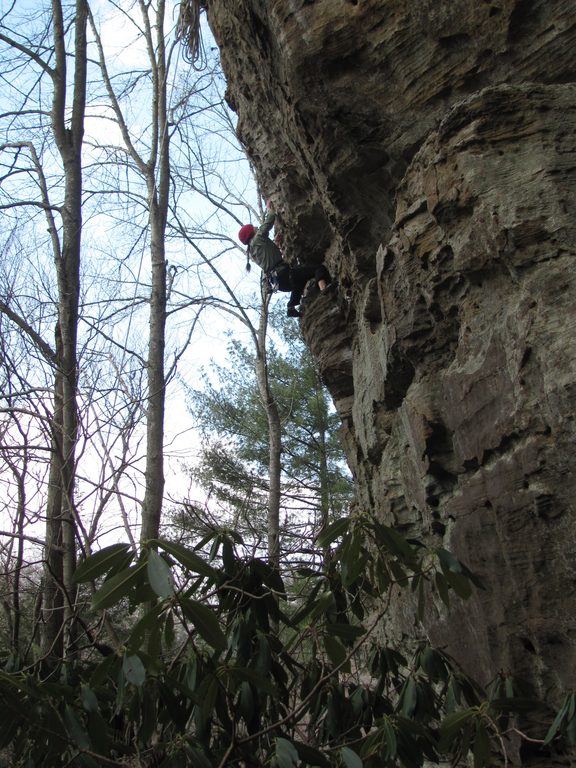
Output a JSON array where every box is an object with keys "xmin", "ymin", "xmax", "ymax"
[
  {"xmin": 255, "ymin": 291, "xmax": 282, "ymax": 570},
  {"xmin": 41, "ymin": 0, "xmax": 88, "ymax": 659},
  {"xmin": 140, "ymin": 0, "xmax": 170, "ymax": 544}
]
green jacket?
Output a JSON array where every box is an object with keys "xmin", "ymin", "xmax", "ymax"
[{"xmin": 249, "ymin": 209, "xmax": 284, "ymax": 273}]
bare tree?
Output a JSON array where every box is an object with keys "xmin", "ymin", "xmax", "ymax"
[
  {"xmin": 255, "ymin": 289, "xmax": 282, "ymax": 569},
  {"xmin": 0, "ymin": 0, "xmax": 88, "ymax": 659},
  {"xmin": 172, "ymin": 212, "xmax": 292, "ymax": 571},
  {"xmin": 0, "ymin": 0, "xmax": 271, "ymax": 664}
]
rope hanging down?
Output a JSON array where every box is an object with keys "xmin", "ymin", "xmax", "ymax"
[{"xmin": 176, "ymin": 0, "xmax": 208, "ymax": 70}]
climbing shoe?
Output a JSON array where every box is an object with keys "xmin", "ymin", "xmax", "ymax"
[{"xmin": 287, "ymin": 306, "xmax": 301, "ymax": 318}]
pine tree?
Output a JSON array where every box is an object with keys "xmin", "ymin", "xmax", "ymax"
[{"xmin": 179, "ymin": 305, "xmax": 354, "ymax": 567}]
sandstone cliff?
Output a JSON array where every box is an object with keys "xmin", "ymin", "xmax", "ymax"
[{"xmin": 205, "ymin": 1, "xmax": 576, "ymax": 762}]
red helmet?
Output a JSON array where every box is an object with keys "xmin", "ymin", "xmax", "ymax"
[{"xmin": 238, "ymin": 224, "xmax": 256, "ymax": 245}]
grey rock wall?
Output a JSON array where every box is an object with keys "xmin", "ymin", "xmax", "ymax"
[{"xmin": 206, "ymin": 0, "xmax": 576, "ymax": 757}]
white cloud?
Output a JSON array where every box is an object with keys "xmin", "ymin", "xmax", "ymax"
[{"xmin": 90, "ymin": 0, "xmax": 150, "ymax": 70}]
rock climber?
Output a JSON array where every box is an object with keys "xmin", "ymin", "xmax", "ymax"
[{"xmin": 238, "ymin": 203, "xmax": 334, "ymax": 318}]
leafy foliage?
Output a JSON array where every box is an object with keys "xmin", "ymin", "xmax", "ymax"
[
  {"xmin": 0, "ymin": 515, "xmax": 560, "ymax": 766},
  {"xmin": 182, "ymin": 309, "xmax": 354, "ymax": 550}
]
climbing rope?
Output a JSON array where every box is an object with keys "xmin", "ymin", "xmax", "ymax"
[{"xmin": 175, "ymin": 0, "xmax": 208, "ymax": 70}]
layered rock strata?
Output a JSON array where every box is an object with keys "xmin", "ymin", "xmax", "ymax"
[{"xmin": 206, "ymin": 0, "xmax": 576, "ymax": 759}]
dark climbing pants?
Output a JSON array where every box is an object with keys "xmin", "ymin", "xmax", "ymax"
[{"xmin": 285, "ymin": 264, "xmax": 331, "ymax": 307}]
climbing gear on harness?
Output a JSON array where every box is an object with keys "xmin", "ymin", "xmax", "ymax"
[
  {"xmin": 267, "ymin": 269, "xmax": 280, "ymax": 292},
  {"xmin": 266, "ymin": 264, "xmax": 290, "ymax": 293}
]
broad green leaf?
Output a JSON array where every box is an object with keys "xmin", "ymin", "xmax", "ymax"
[
  {"xmin": 394, "ymin": 715, "xmax": 429, "ymax": 737},
  {"xmin": 221, "ymin": 535, "xmax": 235, "ymax": 574},
  {"xmin": 437, "ymin": 548, "xmax": 484, "ymax": 590},
  {"xmin": 360, "ymin": 726, "xmax": 385, "ymax": 761},
  {"xmin": 73, "ymin": 543, "xmax": 133, "ymax": 583},
  {"xmin": 382, "ymin": 718, "xmax": 398, "ymax": 760},
  {"xmin": 86, "ymin": 710, "xmax": 110, "ymax": 756},
  {"xmin": 437, "ymin": 547, "xmax": 463, "ymax": 574},
  {"xmin": 341, "ymin": 529, "xmax": 364, "ymax": 585},
  {"xmin": 308, "ymin": 591, "xmax": 336, "ymax": 622},
  {"xmin": 296, "ymin": 567, "xmax": 317, "ymax": 577},
  {"xmin": 238, "ymin": 680, "xmax": 254, "ymax": 724},
  {"xmin": 197, "ymin": 673, "xmax": 219, "ymax": 722},
  {"xmin": 226, "ymin": 527, "xmax": 245, "ymax": 545},
  {"xmin": 128, "ymin": 603, "xmax": 163, "ymax": 651},
  {"xmin": 130, "ymin": 579, "xmax": 157, "ymax": 606},
  {"xmin": 316, "ymin": 516, "xmax": 350, "ymax": 548},
  {"xmin": 146, "ymin": 618, "xmax": 163, "ymax": 664},
  {"xmin": 194, "ymin": 530, "xmax": 219, "ymax": 552},
  {"xmin": 276, "ymin": 737, "xmax": 299, "ymax": 768},
  {"xmin": 567, "ymin": 711, "xmax": 576, "ymax": 745},
  {"xmin": 325, "ymin": 623, "xmax": 365, "ymax": 642},
  {"xmin": 74, "ymin": 755, "xmax": 101, "ymax": 768},
  {"xmin": 105, "ymin": 549, "xmax": 136, "ymax": 581},
  {"xmin": 382, "ymin": 647, "xmax": 407, "ymax": 677},
  {"xmin": 374, "ymin": 522, "xmax": 418, "ymax": 568},
  {"xmin": 340, "ymin": 746, "xmax": 363, "ymax": 768},
  {"xmin": 490, "ymin": 696, "xmax": 547, "ymax": 714},
  {"xmin": 147, "ymin": 548, "xmax": 174, "ymax": 599},
  {"xmin": 324, "ymin": 635, "xmax": 349, "ymax": 670},
  {"xmin": 63, "ymin": 705, "xmax": 90, "ymax": 750},
  {"xmin": 152, "ymin": 538, "xmax": 220, "ymax": 580},
  {"xmin": 350, "ymin": 686, "xmax": 368, "ymax": 717},
  {"xmin": 0, "ymin": 715, "xmax": 18, "ymax": 751},
  {"xmin": 473, "ymin": 721, "xmax": 492, "ymax": 768},
  {"xmin": 289, "ymin": 579, "xmax": 323, "ymax": 625},
  {"xmin": 417, "ymin": 574, "xmax": 426, "ymax": 621},
  {"xmin": 185, "ymin": 744, "xmax": 213, "ymax": 768},
  {"xmin": 228, "ymin": 666, "xmax": 278, "ymax": 696},
  {"xmin": 399, "ymin": 676, "xmax": 417, "ymax": 717},
  {"xmin": 255, "ymin": 558, "xmax": 286, "ymax": 597},
  {"xmin": 139, "ymin": 684, "xmax": 157, "ymax": 744},
  {"xmin": 0, "ymin": 689, "xmax": 27, "ymax": 717},
  {"xmin": 122, "ymin": 654, "xmax": 146, "ymax": 687},
  {"xmin": 568, "ymin": 692, "xmax": 576, "ymax": 721},
  {"xmin": 164, "ymin": 609, "xmax": 175, "ymax": 648},
  {"xmin": 178, "ymin": 596, "xmax": 226, "ymax": 651},
  {"xmin": 80, "ymin": 685, "xmax": 99, "ymax": 713},
  {"xmin": 91, "ymin": 562, "xmax": 146, "ymax": 610},
  {"xmin": 89, "ymin": 654, "xmax": 119, "ymax": 688},
  {"xmin": 435, "ymin": 572, "xmax": 450, "ymax": 607},
  {"xmin": 444, "ymin": 569, "xmax": 473, "ymax": 599},
  {"xmin": 419, "ymin": 646, "xmax": 447, "ymax": 682},
  {"xmin": 293, "ymin": 740, "xmax": 330, "ymax": 767},
  {"xmin": 544, "ymin": 694, "xmax": 570, "ymax": 744},
  {"xmin": 388, "ymin": 559, "xmax": 408, "ymax": 586},
  {"xmin": 439, "ymin": 708, "xmax": 477, "ymax": 748},
  {"xmin": 0, "ymin": 670, "xmax": 33, "ymax": 695}
]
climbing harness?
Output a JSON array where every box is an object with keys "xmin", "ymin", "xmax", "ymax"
[
  {"xmin": 266, "ymin": 264, "xmax": 290, "ymax": 293},
  {"xmin": 267, "ymin": 268, "xmax": 280, "ymax": 292}
]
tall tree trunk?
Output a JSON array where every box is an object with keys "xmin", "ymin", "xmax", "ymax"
[
  {"xmin": 316, "ymin": 401, "xmax": 332, "ymax": 570},
  {"xmin": 43, "ymin": 368, "xmax": 66, "ymax": 658},
  {"xmin": 41, "ymin": 0, "xmax": 88, "ymax": 659},
  {"xmin": 3, "ymin": 419, "xmax": 30, "ymax": 655},
  {"xmin": 140, "ymin": 198, "xmax": 167, "ymax": 542},
  {"xmin": 255, "ymin": 291, "xmax": 282, "ymax": 570},
  {"xmin": 140, "ymin": 0, "xmax": 170, "ymax": 543}
]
